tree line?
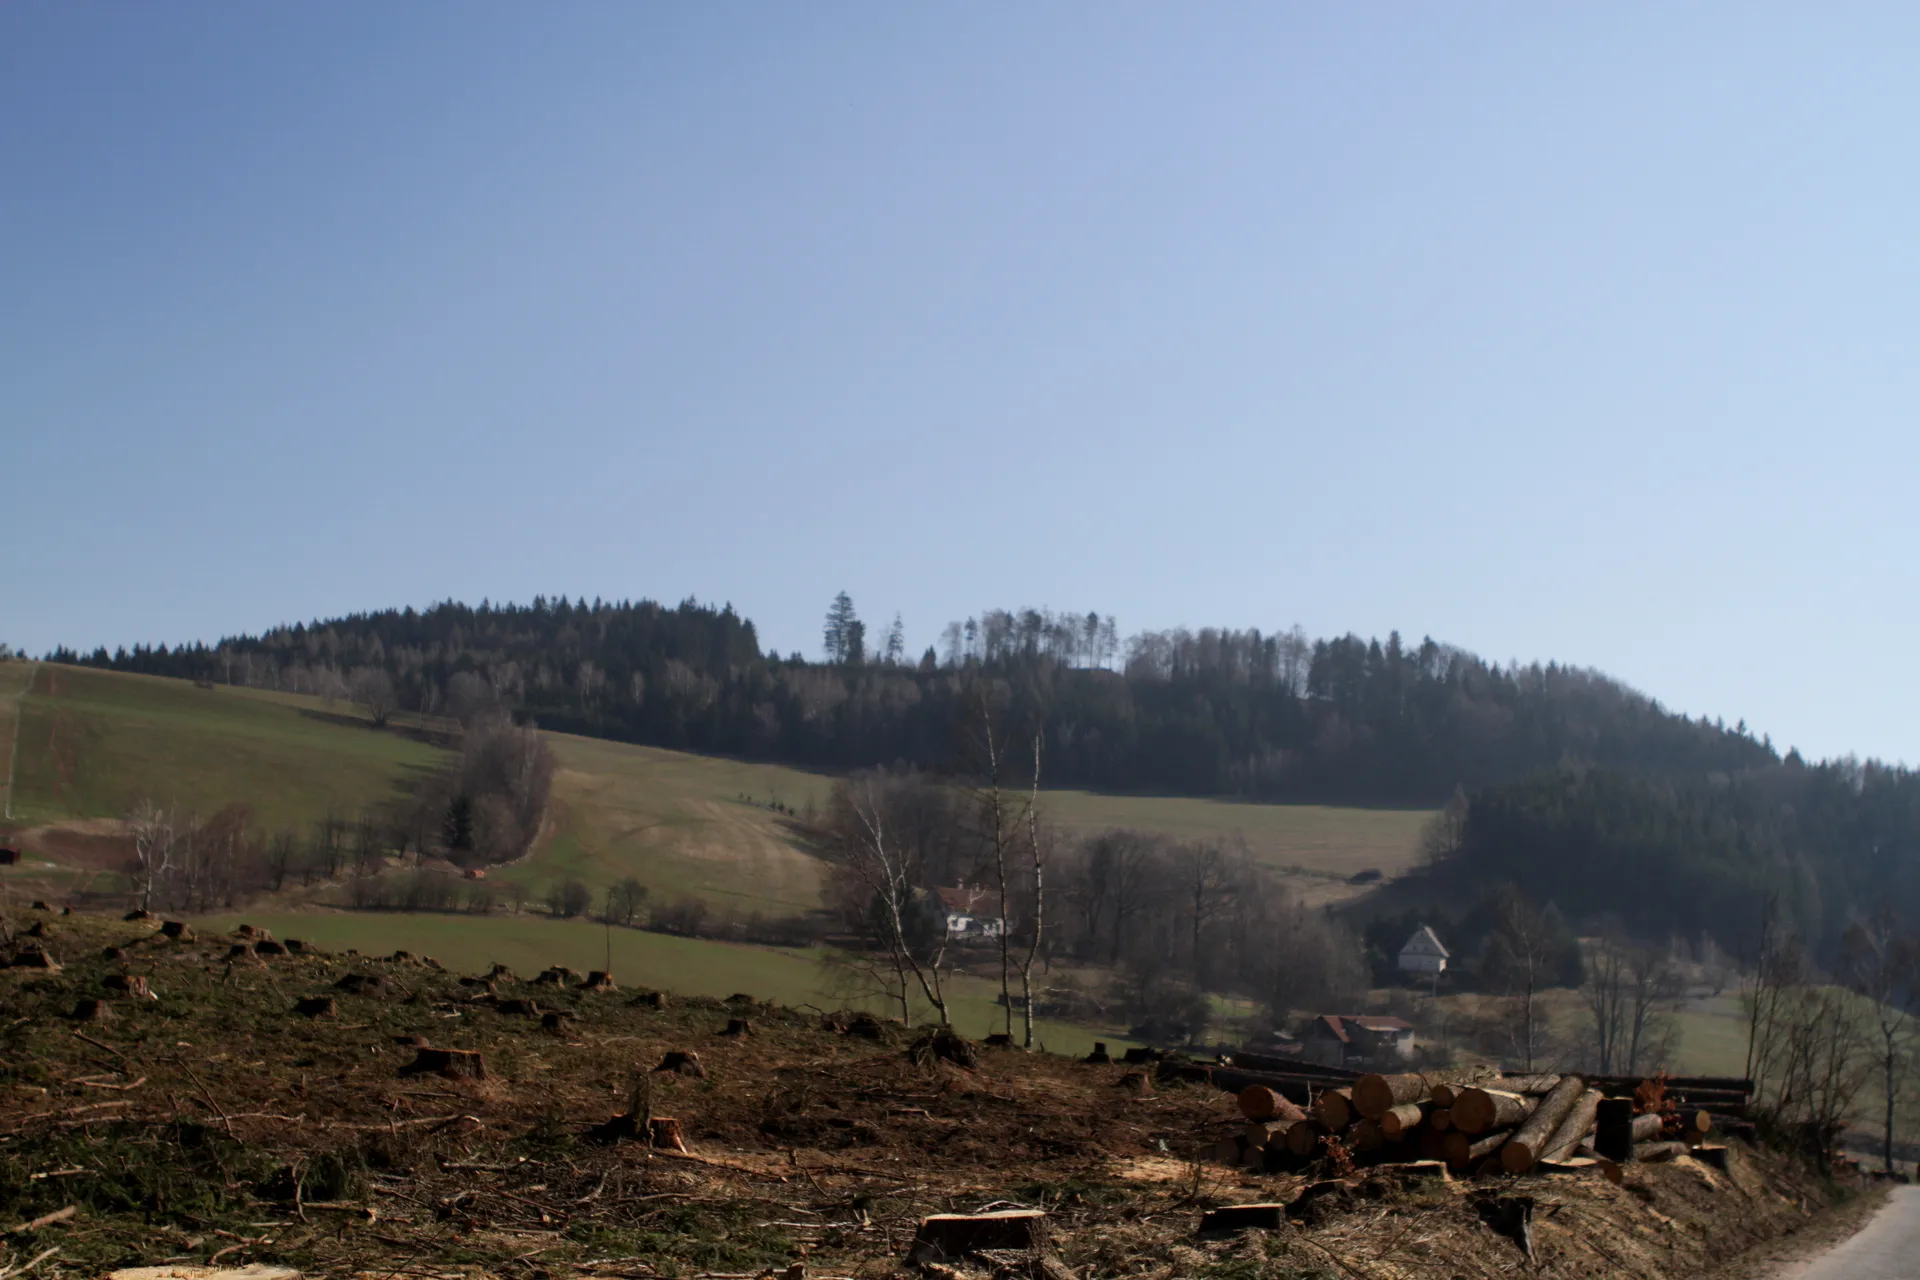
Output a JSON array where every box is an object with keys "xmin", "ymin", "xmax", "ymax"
[
  {"xmin": 1422, "ymin": 757, "xmax": 1920, "ymax": 967},
  {"xmin": 50, "ymin": 593, "xmax": 1777, "ymax": 806}
]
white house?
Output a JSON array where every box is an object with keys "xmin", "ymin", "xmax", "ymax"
[
  {"xmin": 1397, "ymin": 925, "xmax": 1450, "ymax": 976},
  {"xmin": 937, "ymin": 884, "xmax": 1007, "ymax": 940}
]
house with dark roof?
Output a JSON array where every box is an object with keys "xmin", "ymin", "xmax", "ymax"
[
  {"xmin": 936, "ymin": 883, "xmax": 1006, "ymax": 940},
  {"xmin": 1301, "ymin": 1014, "xmax": 1416, "ymax": 1068}
]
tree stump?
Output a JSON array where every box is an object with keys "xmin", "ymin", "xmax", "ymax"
[
  {"xmin": 123, "ymin": 909, "xmax": 154, "ymax": 922},
  {"xmin": 285, "ymin": 938, "xmax": 309, "ymax": 953},
  {"xmin": 1122, "ymin": 1047, "xmax": 1162, "ymax": 1064},
  {"xmin": 582, "ymin": 970, "xmax": 616, "ymax": 991},
  {"xmin": 654, "ymin": 1051, "xmax": 706, "ymax": 1077},
  {"xmin": 10, "ymin": 949, "xmax": 60, "ymax": 972},
  {"xmin": 459, "ymin": 975, "xmax": 494, "ymax": 988},
  {"xmin": 1594, "ymin": 1098, "xmax": 1637, "ymax": 1163},
  {"xmin": 390, "ymin": 950, "xmax": 413, "ymax": 963},
  {"xmin": 160, "ymin": 921, "xmax": 193, "ymax": 941},
  {"xmin": 907, "ymin": 1028, "xmax": 979, "ymax": 1069},
  {"xmin": 254, "ymin": 939, "xmax": 288, "ymax": 956},
  {"xmin": 68, "ymin": 998, "xmax": 111, "ymax": 1022},
  {"xmin": 633, "ymin": 990, "xmax": 669, "ymax": 1009},
  {"xmin": 237, "ymin": 924, "xmax": 258, "ymax": 936},
  {"xmin": 844, "ymin": 1011, "xmax": 889, "ymax": 1039},
  {"xmin": 1690, "ymin": 1145, "xmax": 1731, "ymax": 1172},
  {"xmin": 103, "ymin": 974, "xmax": 153, "ymax": 999},
  {"xmin": 540, "ymin": 1010, "xmax": 574, "ymax": 1032},
  {"xmin": 226, "ymin": 943, "xmax": 261, "ymax": 963},
  {"xmin": 1116, "ymin": 1070, "xmax": 1155, "ymax": 1097},
  {"xmin": 721, "ymin": 1018, "xmax": 753, "ymax": 1037},
  {"xmin": 648, "ymin": 1116, "xmax": 688, "ymax": 1152},
  {"xmin": 102, "ymin": 946, "xmax": 128, "ymax": 962},
  {"xmin": 398, "ymin": 1047, "xmax": 486, "ymax": 1080},
  {"xmin": 726, "ymin": 992, "xmax": 757, "ymax": 1005},
  {"xmin": 30, "ymin": 901, "xmax": 51, "ymax": 911},
  {"xmin": 496, "ymin": 998, "xmax": 541, "ymax": 1017},
  {"xmin": 984, "ymin": 1032, "xmax": 1015, "ymax": 1049},
  {"xmin": 485, "ymin": 963, "xmax": 515, "ymax": 981},
  {"xmin": 295, "ymin": 995, "xmax": 337, "ymax": 1018},
  {"xmin": 25, "ymin": 921, "xmax": 54, "ymax": 939},
  {"xmin": 910, "ymin": 1211, "xmax": 1049, "ymax": 1264},
  {"xmin": 334, "ymin": 973, "xmax": 385, "ymax": 995},
  {"xmin": 1083, "ymin": 1041, "xmax": 1111, "ymax": 1065}
]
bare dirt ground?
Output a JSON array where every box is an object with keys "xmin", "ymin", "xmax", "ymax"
[{"xmin": 0, "ymin": 913, "xmax": 1872, "ymax": 1280}]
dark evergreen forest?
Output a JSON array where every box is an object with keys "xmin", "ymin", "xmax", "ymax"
[{"xmin": 51, "ymin": 595, "xmax": 1775, "ymax": 804}]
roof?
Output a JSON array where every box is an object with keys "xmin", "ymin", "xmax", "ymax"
[
  {"xmin": 1311, "ymin": 1014, "xmax": 1415, "ymax": 1044},
  {"xmin": 1399, "ymin": 925, "xmax": 1450, "ymax": 959},
  {"xmin": 936, "ymin": 886, "xmax": 998, "ymax": 915}
]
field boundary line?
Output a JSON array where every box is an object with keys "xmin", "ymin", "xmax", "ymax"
[{"xmin": 1, "ymin": 661, "xmax": 35, "ymax": 821}]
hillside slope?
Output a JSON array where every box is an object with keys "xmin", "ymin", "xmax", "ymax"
[{"xmin": 4, "ymin": 667, "xmax": 1428, "ymax": 916}]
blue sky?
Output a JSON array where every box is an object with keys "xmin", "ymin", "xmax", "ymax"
[{"xmin": 4, "ymin": 4, "xmax": 1917, "ymax": 764}]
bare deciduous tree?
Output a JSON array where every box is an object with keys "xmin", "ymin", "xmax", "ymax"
[
  {"xmin": 825, "ymin": 770, "xmax": 952, "ymax": 1027},
  {"xmin": 1842, "ymin": 909, "xmax": 1920, "ymax": 1173},
  {"xmin": 128, "ymin": 799, "xmax": 175, "ymax": 912},
  {"xmin": 348, "ymin": 667, "xmax": 397, "ymax": 726}
]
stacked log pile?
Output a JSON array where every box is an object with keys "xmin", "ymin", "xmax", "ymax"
[{"xmin": 1195, "ymin": 1061, "xmax": 1753, "ymax": 1179}]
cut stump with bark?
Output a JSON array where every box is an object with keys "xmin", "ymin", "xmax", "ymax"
[
  {"xmin": 159, "ymin": 922, "xmax": 193, "ymax": 941},
  {"xmin": 721, "ymin": 1018, "xmax": 753, "ymax": 1037},
  {"xmin": 653, "ymin": 1051, "xmax": 706, "ymax": 1078},
  {"xmin": 582, "ymin": 970, "xmax": 616, "ymax": 991},
  {"xmin": 295, "ymin": 996, "xmax": 337, "ymax": 1018},
  {"xmin": 1083, "ymin": 1041, "xmax": 1111, "ymax": 1064},
  {"xmin": 910, "ymin": 1210, "xmax": 1049, "ymax": 1264},
  {"xmin": 68, "ymin": 998, "xmax": 111, "ymax": 1022},
  {"xmin": 906, "ymin": 1028, "xmax": 979, "ymax": 1069},
  {"xmin": 10, "ymin": 949, "xmax": 60, "ymax": 972}
]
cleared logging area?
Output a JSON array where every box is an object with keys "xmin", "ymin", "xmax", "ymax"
[{"xmin": 0, "ymin": 913, "xmax": 1862, "ymax": 1280}]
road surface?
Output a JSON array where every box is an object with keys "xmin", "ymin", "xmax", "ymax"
[{"xmin": 1777, "ymin": 1185, "xmax": 1920, "ymax": 1279}]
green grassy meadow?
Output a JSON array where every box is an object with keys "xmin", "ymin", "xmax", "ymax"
[
  {"xmin": 492, "ymin": 732, "xmax": 834, "ymax": 917},
  {"xmin": 0, "ymin": 660, "xmax": 33, "ymax": 820},
  {"xmin": 9, "ymin": 664, "xmax": 449, "ymax": 833},
  {"xmin": 1043, "ymin": 790, "xmax": 1431, "ymax": 881},
  {"xmin": 191, "ymin": 908, "xmax": 1128, "ymax": 1056}
]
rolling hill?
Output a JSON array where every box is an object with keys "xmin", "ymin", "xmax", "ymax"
[{"xmin": 3, "ymin": 665, "xmax": 1431, "ymax": 917}]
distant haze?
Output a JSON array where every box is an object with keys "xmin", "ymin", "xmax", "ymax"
[{"xmin": 4, "ymin": 6, "xmax": 1917, "ymax": 764}]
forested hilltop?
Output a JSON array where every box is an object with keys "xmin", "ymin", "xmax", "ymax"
[{"xmin": 53, "ymin": 594, "xmax": 1773, "ymax": 805}]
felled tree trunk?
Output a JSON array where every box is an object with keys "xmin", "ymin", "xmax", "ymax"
[
  {"xmin": 1452, "ymin": 1088, "xmax": 1534, "ymax": 1135},
  {"xmin": 1538, "ymin": 1087, "xmax": 1603, "ymax": 1165},
  {"xmin": 1501, "ymin": 1076, "xmax": 1589, "ymax": 1174}
]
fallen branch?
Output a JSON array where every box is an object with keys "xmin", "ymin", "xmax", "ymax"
[{"xmin": 6, "ymin": 1206, "xmax": 75, "ymax": 1236}]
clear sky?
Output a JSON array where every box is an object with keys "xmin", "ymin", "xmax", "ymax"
[{"xmin": 4, "ymin": 5, "xmax": 1917, "ymax": 765}]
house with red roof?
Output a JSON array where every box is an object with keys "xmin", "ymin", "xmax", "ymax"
[
  {"xmin": 1301, "ymin": 1013, "xmax": 1416, "ymax": 1068},
  {"xmin": 936, "ymin": 883, "xmax": 1006, "ymax": 941}
]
